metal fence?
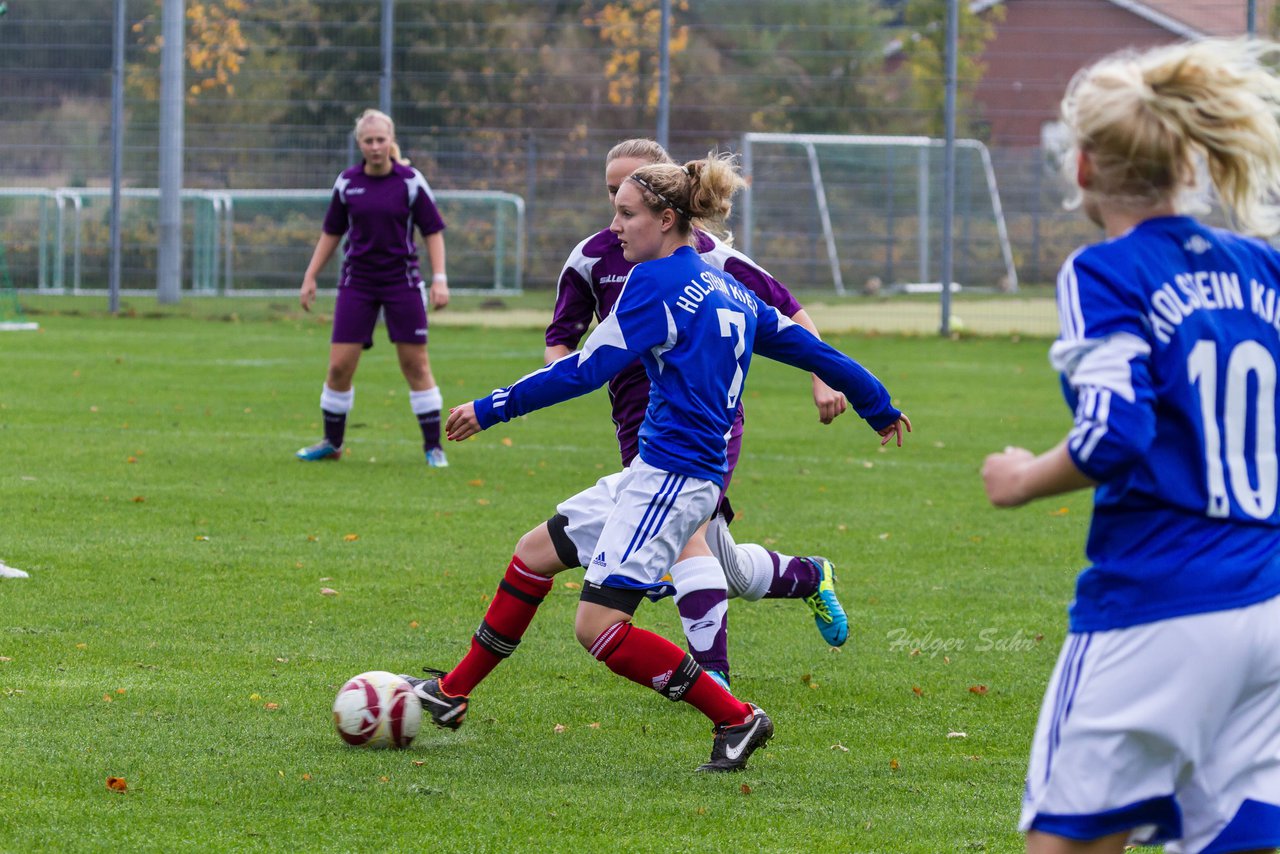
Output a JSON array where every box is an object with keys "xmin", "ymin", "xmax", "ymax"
[{"xmin": 0, "ymin": 0, "xmax": 1264, "ymax": 323}]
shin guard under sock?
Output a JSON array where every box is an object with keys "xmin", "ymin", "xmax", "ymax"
[
  {"xmin": 590, "ymin": 621, "xmax": 751, "ymax": 727},
  {"xmin": 441, "ymin": 556, "xmax": 553, "ymax": 696}
]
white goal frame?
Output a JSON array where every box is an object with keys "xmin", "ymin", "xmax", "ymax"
[{"xmin": 740, "ymin": 132, "xmax": 1018, "ymax": 294}]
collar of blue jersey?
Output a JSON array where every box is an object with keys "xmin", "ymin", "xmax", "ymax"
[{"xmin": 628, "ymin": 175, "xmax": 689, "ymax": 219}]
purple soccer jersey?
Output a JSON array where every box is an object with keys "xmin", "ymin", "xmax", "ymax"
[
  {"xmin": 322, "ymin": 162, "xmax": 446, "ymax": 344},
  {"xmin": 546, "ymin": 228, "xmax": 804, "ymax": 486},
  {"xmin": 322, "ymin": 162, "xmax": 446, "ymax": 288}
]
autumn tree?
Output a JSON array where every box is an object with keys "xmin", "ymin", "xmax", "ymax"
[
  {"xmin": 898, "ymin": 0, "xmax": 1003, "ymax": 137},
  {"xmin": 584, "ymin": 0, "xmax": 689, "ymax": 112}
]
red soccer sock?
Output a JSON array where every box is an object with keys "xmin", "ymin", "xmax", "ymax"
[
  {"xmin": 441, "ymin": 556, "xmax": 553, "ymax": 697},
  {"xmin": 591, "ymin": 621, "xmax": 752, "ymax": 728}
]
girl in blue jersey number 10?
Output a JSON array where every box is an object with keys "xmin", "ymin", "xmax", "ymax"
[
  {"xmin": 983, "ymin": 39, "xmax": 1280, "ymax": 853},
  {"xmin": 399, "ymin": 153, "xmax": 910, "ymax": 772}
]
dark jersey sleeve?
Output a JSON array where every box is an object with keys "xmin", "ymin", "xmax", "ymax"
[{"xmin": 546, "ymin": 264, "xmax": 597, "ymax": 350}]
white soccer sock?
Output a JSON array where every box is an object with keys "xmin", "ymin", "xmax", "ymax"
[
  {"xmin": 320, "ymin": 384, "xmax": 354, "ymax": 413},
  {"xmin": 705, "ymin": 514, "xmax": 776, "ymax": 601},
  {"xmin": 670, "ymin": 556, "xmax": 728, "ymax": 654},
  {"xmin": 409, "ymin": 386, "xmax": 443, "ymax": 416}
]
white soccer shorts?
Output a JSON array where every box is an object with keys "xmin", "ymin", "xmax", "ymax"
[
  {"xmin": 1021, "ymin": 593, "xmax": 1280, "ymax": 851},
  {"xmin": 556, "ymin": 457, "xmax": 718, "ymax": 595}
]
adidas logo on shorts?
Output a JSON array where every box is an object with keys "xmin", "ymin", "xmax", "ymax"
[{"xmin": 591, "ymin": 551, "xmax": 607, "ymax": 568}]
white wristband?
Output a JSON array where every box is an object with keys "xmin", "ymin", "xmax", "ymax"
[{"xmin": 432, "ymin": 273, "xmax": 448, "ymax": 282}]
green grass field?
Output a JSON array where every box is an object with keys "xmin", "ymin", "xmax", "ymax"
[{"xmin": 0, "ymin": 299, "xmax": 1095, "ymax": 852}]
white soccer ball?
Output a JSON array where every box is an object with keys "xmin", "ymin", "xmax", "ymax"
[{"xmin": 332, "ymin": 670, "xmax": 422, "ymax": 749}]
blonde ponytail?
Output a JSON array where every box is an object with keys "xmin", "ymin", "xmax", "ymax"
[{"xmin": 1061, "ymin": 38, "xmax": 1280, "ymax": 235}]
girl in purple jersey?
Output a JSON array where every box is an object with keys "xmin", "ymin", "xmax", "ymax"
[
  {"xmin": 295, "ymin": 109, "xmax": 452, "ymax": 467},
  {"xmin": 545, "ymin": 138, "xmax": 853, "ymax": 687},
  {"xmin": 983, "ymin": 39, "xmax": 1280, "ymax": 853},
  {"xmin": 400, "ymin": 152, "xmax": 908, "ymax": 772}
]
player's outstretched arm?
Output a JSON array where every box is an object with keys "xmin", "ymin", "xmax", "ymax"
[
  {"xmin": 445, "ymin": 402, "xmax": 482, "ymax": 442},
  {"xmin": 877, "ymin": 413, "xmax": 911, "ymax": 447}
]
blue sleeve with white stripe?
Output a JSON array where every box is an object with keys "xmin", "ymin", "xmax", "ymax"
[
  {"xmin": 473, "ymin": 276, "xmax": 666, "ymax": 429},
  {"xmin": 751, "ymin": 303, "xmax": 901, "ymax": 431},
  {"xmin": 1051, "ymin": 251, "xmax": 1157, "ymax": 482}
]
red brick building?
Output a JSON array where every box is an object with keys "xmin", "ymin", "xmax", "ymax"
[{"xmin": 973, "ymin": 0, "xmax": 1273, "ymax": 146}]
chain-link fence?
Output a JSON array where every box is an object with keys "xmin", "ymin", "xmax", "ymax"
[{"xmin": 0, "ymin": 0, "xmax": 1268, "ymax": 329}]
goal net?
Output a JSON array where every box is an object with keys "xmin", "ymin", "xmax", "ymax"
[
  {"xmin": 0, "ymin": 240, "xmax": 38, "ymax": 331},
  {"xmin": 5, "ymin": 188, "xmax": 524, "ymax": 297},
  {"xmin": 739, "ymin": 133, "xmax": 1017, "ymax": 295}
]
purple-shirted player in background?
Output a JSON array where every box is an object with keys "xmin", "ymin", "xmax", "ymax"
[
  {"xmin": 296, "ymin": 109, "xmax": 452, "ymax": 467},
  {"xmin": 543, "ymin": 138, "xmax": 856, "ymax": 687}
]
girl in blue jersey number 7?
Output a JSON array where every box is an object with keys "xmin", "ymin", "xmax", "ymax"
[
  {"xmin": 983, "ymin": 39, "xmax": 1280, "ymax": 853},
  {"xmin": 401, "ymin": 153, "xmax": 910, "ymax": 772}
]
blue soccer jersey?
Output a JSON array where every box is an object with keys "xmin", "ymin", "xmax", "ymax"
[
  {"xmin": 473, "ymin": 246, "xmax": 901, "ymax": 486},
  {"xmin": 1052, "ymin": 215, "xmax": 1280, "ymax": 631}
]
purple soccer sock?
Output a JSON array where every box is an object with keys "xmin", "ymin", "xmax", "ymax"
[
  {"xmin": 322, "ymin": 409, "xmax": 347, "ymax": 449},
  {"xmin": 675, "ymin": 588, "xmax": 730, "ymax": 677},
  {"xmin": 765, "ymin": 553, "xmax": 820, "ymax": 600},
  {"xmin": 416, "ymin": 410, "xmax": 442, "ymax": 451}
]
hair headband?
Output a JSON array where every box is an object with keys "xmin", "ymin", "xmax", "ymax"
[{"xmin": 628, "ymin": 174, "xmax": 688, "ymax": 219}]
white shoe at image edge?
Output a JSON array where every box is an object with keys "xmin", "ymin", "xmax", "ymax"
[{"xmin": 0, "ymin": 560, "xmax": 30, "ymax": 579}]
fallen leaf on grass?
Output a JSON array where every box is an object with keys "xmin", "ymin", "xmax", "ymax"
[
  {"xmin": 501, "ymin": 438, "xmax": 513, "ymax": 447},
  {"xmin": 412, "ymin": 761, "xmax": 425, "ymax": 767},
  {"xmin": 379, "ymin": 776, "xmax": 389, "ymax": 783},
  {"xmin": 301, "ymin": 773, "xmax": 312, "ymax": 781},
  {"xmin": 264, "ymin": 702, "xmax": 280, "ymax": 711},
  {"xmin": 409, "ymin": 621, "xmax": 420, "ymax": 629},
  {"xmin": 947, "ymin": 731, "xmax": 967, "ymax": 739},
  {"xmin": 320, "ymin": 588, "xmax": 338, "ymax": 596},
  {"xmin": 249, "ymin": 693, "xmax": 261, "ymax": 701},
  {"xmin": 912, "ymin": 686, "xmax": 923, "ymax": 696},
  {"xmin": 588, "ymin": 722, "xmax": 600, "ymax": 729},
  {"xmin": 1050, "ymin": 507, "xmax": 1070, "ymax": 516},
  {"xmin": 194, "ymin": 535, "xmax": 209, "ymax": 541},
  {"xmin": 0, "ymin": 657, "xmax": 12, "ymax": 663},
  {"xmin": 830, "ymin": 743, "xmax": 849, "ymax": 752},
  {"xmin": 343, "ymin": 534, "xmax": 359, "ymax": 542},
  {"xmin": 553, "ymin": 724, "xmax": 567, "ymax": 734},
  {"xmin": 740, "ymin": 784, "xmax": 752, "ymax": 795},
  {"xmin": 562, "ymin": 581, "xmax": 580, "ymax": 591},
  {"xmin": 126, "ymin": 456, "xmax": 137, "ymax": 464},
  {"xmin": 467, "ymin": 479, "xmax": 485, "ymax": 488},
  {"xmin": 889, "ymin": 759, "xmax": 900, "ymax": 771},
  {"xmin": 132, "ymin": 496, "xmax": 145, "ymax": 503},
  {"xmin": 102, "ymin": 694, "xmax": 113, "ymax": 703},
  {"xmin": 476, "ymin": 499, "xmax": 490, "ymax": 506},
  {"xmin": 969, "ymin": 685, "xmax": 989, "ymax": 695},
  {"xmin": 106, "ymin": 777, "xmax": 127, "ymax": 793},
  {"xmin": 75, "ymin": 643, "xmax": 88, "ymax": 650}
]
